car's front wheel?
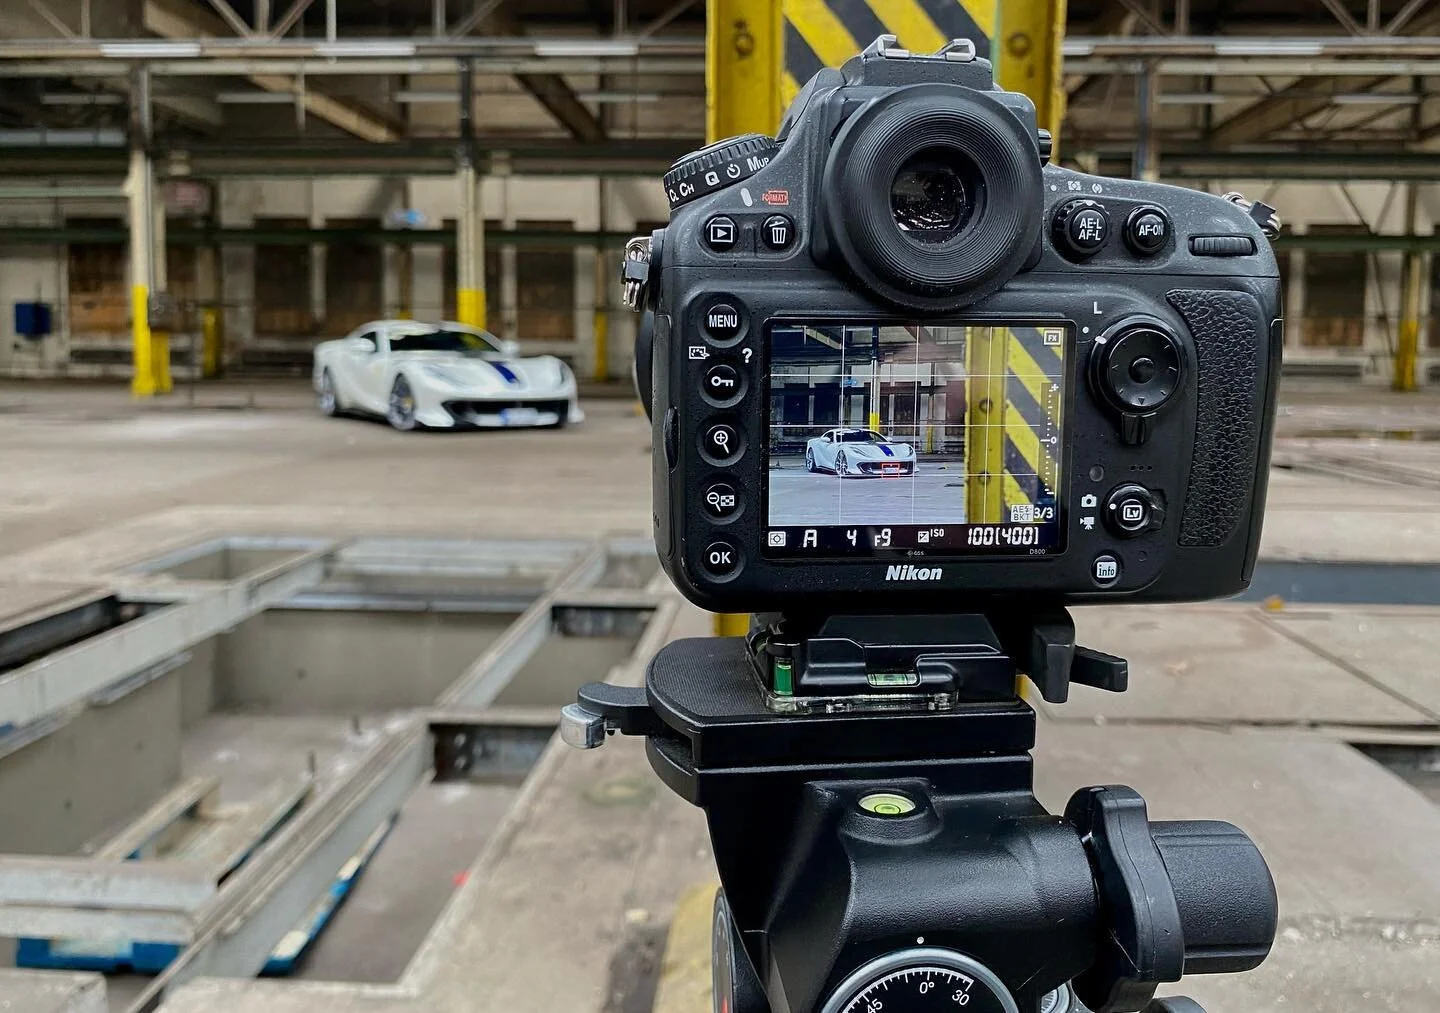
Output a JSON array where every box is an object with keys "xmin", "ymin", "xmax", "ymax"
[
  {"xmin": 317, "ymin": 369, "xmax": 341, "ymax": 417},
  {"xmin": 835, "ymin": 451, "xmax": 849, "ymax": 477},
  {"xmin": 805, "ymin": 448, "xmax": 817, "ymax": 472},
  {"xmin": 386, "ymin": 375, "xmax": 420, "ymax": 431}
]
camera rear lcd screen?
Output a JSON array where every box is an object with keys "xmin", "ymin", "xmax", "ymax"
[{"xmin": 764, "ymin": 321, "xmax": 1068, "ymax": 559}]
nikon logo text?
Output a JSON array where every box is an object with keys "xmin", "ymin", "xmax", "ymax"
[{"xmin": 886, "ymin": 565, "xmax": 943, "ymax": 582}]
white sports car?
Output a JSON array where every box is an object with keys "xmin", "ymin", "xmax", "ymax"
[
  {"xmin": 312, "ymin": 320, "xmax": 583, "ymax": 431},
  {"xmin": 804, "ymin": 428, "xmax": 917, "ymax": 477}
]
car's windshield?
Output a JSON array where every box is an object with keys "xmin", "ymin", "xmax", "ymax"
[
  {"xmin": 839, "ymin": 430, "xmax": 887, "ymax": 443},
  {"xmin": 389, "ymin": 329, "xmax": 502, "ymax": 356}
]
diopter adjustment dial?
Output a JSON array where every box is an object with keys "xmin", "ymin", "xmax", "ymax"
[{"xmin": 663, "ymin": 133, "xmax": 780, "ymax": 211}]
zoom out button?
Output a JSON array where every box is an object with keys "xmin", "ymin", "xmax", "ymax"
[{"xmin": 702, "ymin": 481, "xmax": 740, "ymax": 520}]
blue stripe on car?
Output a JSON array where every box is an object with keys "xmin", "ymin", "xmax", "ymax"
[
  {"xmin": 879, "ymin": 444, "xmax": 893, "ymax": 457},
  {"xmin": 489, "ymin": 361, "xmax": 520, "ymax": 385}
]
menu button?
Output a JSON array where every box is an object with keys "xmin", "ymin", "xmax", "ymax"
[{"xmin": 704, "ymin": 302, "xmax": 744, "ymax": 345}]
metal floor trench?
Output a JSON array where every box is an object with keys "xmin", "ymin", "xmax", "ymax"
[{"xmin": 0, "ymin": 533, "xmax": 675, "ymax": 1013}]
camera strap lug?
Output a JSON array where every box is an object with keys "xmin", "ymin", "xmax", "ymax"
[
  {"xmin": 620, "ymin": 235, "xmax": 652, "ymax": 312},
  {"xmin": 1221, "ymin": 191, "xmax": 1282, "ymax": 241}
]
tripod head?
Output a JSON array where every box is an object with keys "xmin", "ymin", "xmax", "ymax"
[{"xmin": 563, "ymin": 609, "xmax": 1278, "ymax": 1013}]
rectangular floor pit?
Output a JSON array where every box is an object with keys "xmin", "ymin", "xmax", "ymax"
[{"xmin": 0, "ymin": 536, "xmax": 661, "ymax": 1006}]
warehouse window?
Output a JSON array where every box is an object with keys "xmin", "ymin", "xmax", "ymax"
[
  {"xmin": 1300, "ymin": 226, "xmax": 1367, "ymax": 349},
  {"xmin": 66, "ymin": 218, "xmax": 127, "ymax": 336},
  {"xmin": 325, "ymin": 218, "xmax": 382, "ymax": 337},
  {"xmin": 516, "ymin": 220, "xmax": 575, "ymax": 344},
  {"xmin": 255, "ymin": 218, "xmax": 313, "ymax": 337}
]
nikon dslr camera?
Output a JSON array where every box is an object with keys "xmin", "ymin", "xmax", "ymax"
[{"xmin": 626, "ymin": 35, "xmax": 1282, "ymax": 615}]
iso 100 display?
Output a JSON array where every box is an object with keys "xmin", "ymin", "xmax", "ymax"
[{"xmin": 819, "ymin": 950, "xmax": 1019, "ymax": 1013}]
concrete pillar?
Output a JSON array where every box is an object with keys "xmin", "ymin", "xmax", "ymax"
[
  {"xmin": 126, "ymin": 66, "xmax": 157, "ymax": 398},
  {"xmin": 456, "ymin": 58, "xmax": 486, "ymax": 329},
  {"xmin": 457, "ymin": 161, "xmax": 485, "ymax": 328}
]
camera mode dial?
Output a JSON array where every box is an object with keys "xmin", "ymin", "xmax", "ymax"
[{"xmin": 664, "ymin": 134, "xmax": 781, "ymax": 212}]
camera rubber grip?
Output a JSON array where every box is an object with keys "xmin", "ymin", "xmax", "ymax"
[{"xmin": 1165, "ymin": 289, "xmax": 1263, "ymax": 547}]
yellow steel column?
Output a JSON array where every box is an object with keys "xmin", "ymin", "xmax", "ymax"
[
  {"xmin": 127, "ymin": 67, "xmax": 156, "ymax": 398},
  {"xmin": 708, "ymin": 0, "xmax": 782, "ymax": 639},
  {"xmin": 456, "ymin": 58, "xmax": 486, "ymax": 329},
  {"xmin": 965, "ymin": 326, "xmax": 1006, "ymax": 524},
  {"xmin": 1396, "ymin": 184, "xmax": 1421, "ymax": 392},
  {"xmin": 707, "ymin": 0, "xmax": 784, "ymax": 143},
  {"xmin": 993, "ymin": 0, "xmax": 1068, "ymax": 147}
]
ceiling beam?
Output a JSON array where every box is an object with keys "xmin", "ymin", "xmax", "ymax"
[
  {"xmin": 1208, "ymin": 8, "xmax": 1440, "ymax": 146},
  {"xmin": 0, "ymin": 2, "xmax": 223, "ymax": 129},
  {"xmin": 471, "ymin": 3, "xmax": 605, "ymax": 143},
  {"xmin": 145, "ymin": 0, "xmax": 400, "ymax": 142}
]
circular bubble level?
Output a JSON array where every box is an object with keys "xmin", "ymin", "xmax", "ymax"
[{"xmin": 858, "ymin": 791, "xmax": 918, "ymax": 816}]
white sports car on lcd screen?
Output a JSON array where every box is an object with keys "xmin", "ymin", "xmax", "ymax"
[
  {"xmin": 312, "ymin": 320, "xmax": 583, "ymax": 431},
  {"xmin": 804, "ymin": 428, "xmax": 917, "ymax": 477}
]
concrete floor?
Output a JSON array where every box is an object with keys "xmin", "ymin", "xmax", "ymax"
[{"xmin": 0, "ymin": 378, "xmax": 1438, "ymax": 1013}]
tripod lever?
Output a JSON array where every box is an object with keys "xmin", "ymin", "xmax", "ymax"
[
  {"xmin": 1071, "ymin": 646, "xmax": 1129, "ymax": 693},
  {"xmin": 560, "ymin": 683, "xmax": 665, "ymax": 747}
]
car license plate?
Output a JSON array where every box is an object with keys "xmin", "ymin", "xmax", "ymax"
[
  {"xmin": 499, "ymin": 407, "xmax": 540, "ymax": 426},
  {"xmin": 882, "ymin": 464, "xmax": 902, "ymax": 474}
]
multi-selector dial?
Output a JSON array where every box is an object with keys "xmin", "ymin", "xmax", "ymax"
[{"xmin": 1089, "ymin": 321, "xmax": 1183, "ymax": 445}]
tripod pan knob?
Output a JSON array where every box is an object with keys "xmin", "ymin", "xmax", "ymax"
[{"xmin": 1150, "ymin": 820, "xmax": 1278, "ymax": 976}]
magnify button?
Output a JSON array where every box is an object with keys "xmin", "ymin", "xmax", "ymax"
[{"xmin": 704, "ymin": 423, "xmax": 743, "ymax": 463}]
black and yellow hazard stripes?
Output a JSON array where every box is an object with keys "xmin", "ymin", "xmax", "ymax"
[
  {"xmin": 964, "ymin": 326, "xmax": 1065, "ymax": 524},
  {"xmin": 782, "ymin": 0, "xmax": 995, "ymax": 104}
]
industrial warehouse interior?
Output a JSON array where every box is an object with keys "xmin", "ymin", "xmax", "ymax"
[{"xmin": 1, "ymin": 2, "xmax": 1439, "ymax": 1013}]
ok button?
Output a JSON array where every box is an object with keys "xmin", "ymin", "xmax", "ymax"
[
  {"xmin": 702, "ymin": 362, "xmax": 745, "ymax": 406},
  {"xmin": 701, "ymin": 540, "xmax": 741, "ymax": 578}
]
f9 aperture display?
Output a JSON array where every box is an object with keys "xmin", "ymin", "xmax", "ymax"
[{"xmin": 764, "ymin": 321, "xmax": 1068, "ymax": 559}]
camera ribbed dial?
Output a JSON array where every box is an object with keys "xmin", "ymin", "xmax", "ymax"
[{"xmin": 663, "ymin": 134, "xmax": 780, "ymax": 211}]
